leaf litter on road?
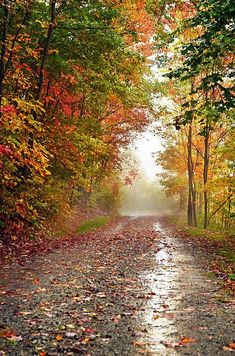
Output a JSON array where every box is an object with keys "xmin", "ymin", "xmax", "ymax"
[{"xmin": 0, "ymin": 216, "xmax": 234, "ymax": 355}]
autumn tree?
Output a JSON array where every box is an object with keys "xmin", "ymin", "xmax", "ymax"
[
  {"xmin": 0, "ymin": 0, "xmax": 156, "ymax": 237},
  {"xmin": 153, "ymin": 0, "xmax": 234, "ymax": 228}
]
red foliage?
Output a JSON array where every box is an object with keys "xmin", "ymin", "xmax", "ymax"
[{"xmin": 0, "ymin": 144, "xmax": 12, "ymax": 155}]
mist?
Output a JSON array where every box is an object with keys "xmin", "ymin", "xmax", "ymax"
[{"xmin": 120, "ymin": 177, "xmax": 177, "ymax": 217}]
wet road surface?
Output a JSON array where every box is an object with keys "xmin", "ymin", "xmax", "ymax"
[{"xmin": 0, "ymin": 217, "xmax": 234, "ymax": 355}]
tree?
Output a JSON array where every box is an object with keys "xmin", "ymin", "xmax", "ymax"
[{"xmin": 0, "ymin": 0, "xmax": 156, "ymax": 236}]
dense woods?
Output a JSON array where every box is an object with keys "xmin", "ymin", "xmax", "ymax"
[
  {"xmin": 155, "ymin": 0, "xmax": 235, "ymax": 230},
  {"xmin": 0, "ymin": 0, "xmax": 234, "ymax": 240},
  {"xmin": 0, "ymin": 0, "xmax": 155, "ymax": 238}
]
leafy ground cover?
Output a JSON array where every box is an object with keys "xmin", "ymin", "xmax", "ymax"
[
  {"xmin": 0, "ymin": 207, "xmax": 112, "ymax": 266},
  {"xmin": 164, "ymin": 216, "xmax": 235, "ymax": 294},
  {"xmin": 0, "ymin": 216, "xmax": 234, "ymax": 355}
]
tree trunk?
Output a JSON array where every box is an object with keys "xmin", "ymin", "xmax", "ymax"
[
  {"xmin": 228, "ymin": 191, "xmax": 231, "ymax": 228},
  {"xmin": 203, "ymin": 124, "xmax": 210, "ymax": 229},
  {"xmin": 192, "ymin": 179, "xmax": 197, "ymax": 226},
  {"xmin": 187, "ymin": 122, "xmax": 197, "ymax": 226},
  {"xmin": 179, "ymin": 192, "xmax": 184, "ymax": 210},
  {"xmin": 37, "ymin": 0, "xmax": 57, "ymax": 100}
]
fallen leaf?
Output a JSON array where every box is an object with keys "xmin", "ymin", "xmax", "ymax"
[
  {"xmin": 16, "ymin": 311, "xmax": 32, "ymax": 316},
  {"xmin": 81, "ymin": 337, "xmax": 90, "ymax": 344},
  {"xmin": 84, "ymin": 328, "xmax": 94, "ymax": 333},
  {"xmin": 65, "ymin": 332, "xmax": 77, "ymax": 338},
  {"xmin": 33, "ymin": 277, "xmax": 40, "ymax": 284},
  {"xmin": 223, "ymin": 346, "xmax": 235, "ymax": 352},
  {"xmin": 113, "ymin": 314, "xmax": 122, "ymax": 323},
  {"xmin": 180, "ymin": 337, "xmax": 196, "ymax": 344},
  {"xmin": 223, "ymin": 343, "xmax": 235, "ymax": 352},
  {"xmin": 55, "ymin": 335, "xmax": 63, "ymax": 341},
  {"xmin": 7, "ymin": 335, "xmax": 23, "ymax": 342},
  {"xmin": 147, "ymin": 291, "xmax": 156, "ymax": 296},
  {"xmin": 192, "ymin": 326, "xmax": 208, "ymax": 331},
  {"xmin": 66, "ymin": 324, "xmax": 76, "ymax": 329},
  {"xmin": 133, "ymin": 341, "xmax": 147, "ymax": 347},
  {"xmin": 96, "ymin": 292, "xmax": 106, "ymax": 298},
  {"xmin": 161, "ymin": 341, "xmax": 181, "ymax": 348},
  {"xmin": 0, "ymin": 329, "xmax": 22, "ymax": 341},
  {"xmin": 153, "ymin": 314, "xmax": 161, "ymax": 320},
  {"xmin": 72, "ymin": 296, "xmax": 81, "ymax": 302}
]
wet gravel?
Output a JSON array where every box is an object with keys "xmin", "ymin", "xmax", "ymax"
[{"xmin": 0, "ymin": 216, "xmax": 234, "ymax": 355}]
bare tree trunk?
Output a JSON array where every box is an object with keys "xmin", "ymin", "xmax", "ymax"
[
  {"xmin": 228, "ymin": 191, "xmax": 231, "ymax": 228},
  {"xmin": 180, "ymin": 192, "xmax": 184, "ymax": 210},
  {"xmin": 187, "ymin": 122, "xmax": 197, "ymax": 226},
  {"xmin": 208, "ymin": 193, "xmax": 233, "ymax": 223},
  {"xmin": 192, "ymin": 179, "xmax": 197, "ymax": 226},
  {"xmin": 203, "ymin": 123, "xmax": 210, "ymax": 229}
]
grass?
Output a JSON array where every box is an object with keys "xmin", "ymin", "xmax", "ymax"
[
  {"xmin": 168, "ymin": 215, "xmax": 235, "ymax": 242},
  {"xmin": 217, "ymin": 248, "xmax": 235, "ymax": 264},
  {"xmin": 185, "ymin": 226, "xmax": 230, "ymax": 241},
  {"xmin": 76, "ymin": 216, "xmax": 111, "ymax": 235},
  {"xmin": 167, "ymin": 214, "xmax": 235, "ymax": 278}
]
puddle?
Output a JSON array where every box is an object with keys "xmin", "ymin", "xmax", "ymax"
[
  {"xmin": 137, "ymin": 222, "xmax": 180, "ymax": 354},
  {"xmin": 135, "ymin": 221, "xmax": 227, "ymax": 355}
]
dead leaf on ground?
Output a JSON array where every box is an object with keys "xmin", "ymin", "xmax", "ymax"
[
  {"xmin": 96, "ymin": 292, "xmax": 106, "ymax": 298},
  {"xmin": 81, "ymin": 337, "xmax": 90, "ymax": 344},
  {"xmin": 180, "ymin": 337, "xmax": 196, "ymax": 344},
  {"xmin": 66, "ymin": 323, "xmax": 76, "ymax": 329},
  {"xmin": 133, "ymin": 341, "xmax": 147, "ymax": 347},
  {"xmin": 15, "ymin": 311, "xmax": 32, "ymax": 316},
  {"xmin": 192, "ymin": 326, "xmax": 208, "ymax": 331},
  {"xmin": 223, "ymin": 343, "xmax": 235, "ymax": 352},
  {"xmin": 0, "ymin": 329, "xmax": 23, "ymax": 342},
  {"xmin": 84, "ymin": 328, "xmax": 94, "ymax": 333},
  {"xmin": 161, "ymin": 341, "xmax": 181, "ymax": 348},
  {"xmin": 113, "ymin": 314, "xmax": 122, "ymax": 323},
  {"xmin": 153, "ymin": 314, "xmax": 161, "ymax": 320},
  {"xmin": 33, "ymin": 277, "xmax": 40, "ymax": 284},
  {"xmin": 65, "ymin": 332, "xmax": 77, "ymax": 338}
]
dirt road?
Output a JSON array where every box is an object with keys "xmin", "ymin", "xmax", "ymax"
[{"xmin": 0, "ymin": 216, "xmax": 234, "ymax": 355}]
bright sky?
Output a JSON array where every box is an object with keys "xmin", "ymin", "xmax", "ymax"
[
  {"xmin": 131, "ymin": 128, "xmax": 163, "ymax": 181},
  {"xmin": 128, "ymin": 59, "xmax": 167, "ymax": 182}
]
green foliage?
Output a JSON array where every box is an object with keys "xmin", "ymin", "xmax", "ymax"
[
  {"xmin": 217, "ymin": 248, "xmax": 235, "ymax": 264},
  {"xmin": 167, "ymin": 0, "xmax": 235, "ymax": 126},
  {"xmin": 0, "ymin": 0, "xmax": 154, "ymax": 238},
  {"xmin": 89, "ymin": 177, "xmax": 121, "ymax": 212},
  {"xmin": 76, "ymin": 216, "xmax": 111, "ymax": 235}
]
